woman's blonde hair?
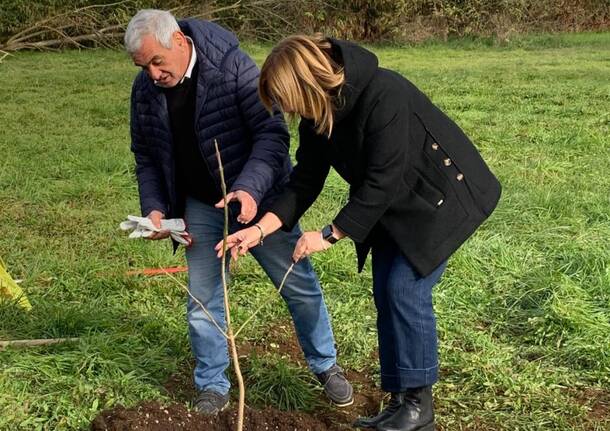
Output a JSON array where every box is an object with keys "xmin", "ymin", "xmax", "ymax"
[{"xmin": 259, "ymin": 34, "xmax": 345, "ymax": 136}]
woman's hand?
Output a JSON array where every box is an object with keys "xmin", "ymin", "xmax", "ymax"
[
  {"xmin": 215, "ymin": 226, "xmax": 261, "ymax": 260},
  {"xmin": 292, "ymin": 231, "xmax": 332, "ymax": 262},
  {"xmin": 215, "ymin": 212, "xmax": 283, "ymax": 261}
]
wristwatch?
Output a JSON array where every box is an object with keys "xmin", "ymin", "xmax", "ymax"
[{"xmin": 321, "ymin": 224, "xmax": 339, "ymax": 244}]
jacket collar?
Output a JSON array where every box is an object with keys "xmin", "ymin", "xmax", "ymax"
[
  {"xmin": 179, "ymin": 19, "xmax": 239, "ymax": 85},
  {"xmin": 180, "ymin": 36, "xmax": 197, "ymax": 83},
  {"xmin": 178, "ymin": 19, "xmax": 240, "ymax": 125}
]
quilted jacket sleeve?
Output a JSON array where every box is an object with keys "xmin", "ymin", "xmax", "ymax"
[
  {"xmin": 130, "ymin": 79, "xmax": 169, "ymax": 216},
  {"xmin": 226, "ymin": 48, "xmax": 290, "ymax": 205}
]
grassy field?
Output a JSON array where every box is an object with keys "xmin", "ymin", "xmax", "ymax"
[{"xmin": 0, "ymin": 32, "xmax": 609, "ymax": 430}]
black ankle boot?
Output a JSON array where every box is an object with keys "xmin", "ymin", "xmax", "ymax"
[
  {"xmin": 352, "ymin": 392, "xmax": 404, "ymax": 429},
  {"xmin": 376, "ymin": 386, "xmax": 434, "ymax": 431}
]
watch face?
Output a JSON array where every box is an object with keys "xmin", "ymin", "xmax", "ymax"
[
  {"xmin": 322, "ymin": 225, "xmax": 331, "ymax": 239},
  {"xmin": 322, "ymin": 225, "xmax": 337, "ymax": 244}
]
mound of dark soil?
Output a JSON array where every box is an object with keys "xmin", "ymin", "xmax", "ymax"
[
  {"xmin": 92, "ymin": 323, "xmax": 384, "ymax": 430},
  {"xmin": 91, "ymin": 401, "xmax": 340, "ymax": 431}
]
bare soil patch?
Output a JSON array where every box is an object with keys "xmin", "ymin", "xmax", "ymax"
[{"xmin": 92, "ymin": 322, "xmax": 384, "ymax": 430}]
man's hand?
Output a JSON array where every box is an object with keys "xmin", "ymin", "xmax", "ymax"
[
  {"xmin": 147, "ymin": 210, "xmax": 170, "ymax": 240},
  {"xmin": 215, "ymin": 190, "xmax": 257, "ymax": 224},
  {"xmin": 292, "ymin": 231, "xmax": 331, "ymax": 263}
]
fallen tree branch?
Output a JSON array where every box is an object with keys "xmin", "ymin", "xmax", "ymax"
[
  {"xmin": 3, "ymin": 27, "xmax": 124, "ymax": 51},
  {"xmin": 0, "ymin": 337, "xmax": 79, "ymax": 349},
  {"xmin": 189, "ymin": 0, "xmax": 243, "ymax": 19},
  {"xmin": 4, "ymin": 0, "xmax": 128, "ymax": 45}
]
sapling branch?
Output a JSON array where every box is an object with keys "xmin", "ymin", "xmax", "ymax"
[
  {"xmin": 161, "ymin": 269, "xmax": 229, "ymax": 340},
  {"xmin": 234, "ymin": 262, "xmax": 295, "ymax": 338}
]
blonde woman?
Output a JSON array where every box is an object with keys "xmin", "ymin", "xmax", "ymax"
[{"xmin": 217, "ymin": 35, "xmax": 501, "ymax": 431}]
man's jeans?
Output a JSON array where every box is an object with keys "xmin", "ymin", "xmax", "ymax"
[
  {"xmin": 371, "ymin": 237, "xmax": 447, "ymax": 392},
  {"xmin": 184, "ymin": 197, "xmax": 337, "ymax": 394}
]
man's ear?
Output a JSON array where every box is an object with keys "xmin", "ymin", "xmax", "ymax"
[{"xmin": 173, "ymin": 31, "xmax": 187, "ymax": 48}]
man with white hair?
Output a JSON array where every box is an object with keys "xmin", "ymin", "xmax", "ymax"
[{"xmin": 123, "ymin": 9, "xmax": 353, "ymax": 415}]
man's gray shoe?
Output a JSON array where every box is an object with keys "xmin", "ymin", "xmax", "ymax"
[
  {"xmin": 193, "ymin": 389, "xmax": 230, "ymax": 415},
  {"xmin": 316, "ymin": 364, "xmax": 354, "ymax": 407}
]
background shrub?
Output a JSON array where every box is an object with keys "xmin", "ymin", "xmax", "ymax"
[{"xmin": 0, "ymin": 0, "xmax": 608, "ymax": 48}]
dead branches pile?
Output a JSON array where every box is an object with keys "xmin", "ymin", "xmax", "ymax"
[
  {"xmin": 0, "ymin": 0, "xmax": 298, "ymax": 53},
  {"xmin": 1, "ymin": 1, "xmax": 136, "ymax": 52}
]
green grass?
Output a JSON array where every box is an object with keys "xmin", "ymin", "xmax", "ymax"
[
  {"xmin": 0, "ymin": 32, "xmax": 609, "ymax": 430},
  {"xmin": 244, "ymin": 353, "xmax": 321, "ymax": 412}
]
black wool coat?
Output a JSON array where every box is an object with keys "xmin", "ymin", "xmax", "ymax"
[{"xmin": 270, "ymin": 39, "xmax": 501, "ymax": 277}]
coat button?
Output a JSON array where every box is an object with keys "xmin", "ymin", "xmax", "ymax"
[
  {"xmin": 443, "ymin": 158, "xmax": 452, "ymax": 166},
  {"xmin": 431, "ymin": 143, "xmax": 439, "ymax": 150},
  {"xmin": 437, "ymin": 199, "xmax": 444, "ymax": 206},
  {"xmin": 456, "ymin": 173, "xmax": 464, "ymax": 181}
]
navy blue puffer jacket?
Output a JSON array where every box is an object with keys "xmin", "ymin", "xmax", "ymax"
[{"xmin": 130, "ymin": 19, "xmax": 291, "ymax": 218}]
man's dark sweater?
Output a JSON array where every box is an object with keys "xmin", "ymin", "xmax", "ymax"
[{"xmin": 163, "ymin": 63, "xmax": 221, "ymax": 206}]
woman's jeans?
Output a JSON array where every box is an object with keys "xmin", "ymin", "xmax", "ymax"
[
  {"xmin": 371, "ymin": 238, "xmax": 447, "ymax": 392},
  {"xmin": 184, "ymin": 197, "xmax": 337, "ymax": 394}
]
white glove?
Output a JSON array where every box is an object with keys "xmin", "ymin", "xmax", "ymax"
[{"xmin": 120, "ymin": 215, "xmax": 192, "ymax": 245}]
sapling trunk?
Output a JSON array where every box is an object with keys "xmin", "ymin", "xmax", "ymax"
[
  {"xmin": 215, "ymin": 140, "xmax": 246, "ymax": 431},
  {"xmin": 160, "ymin": 141, "xmax": 296, "ymax": 431}
]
